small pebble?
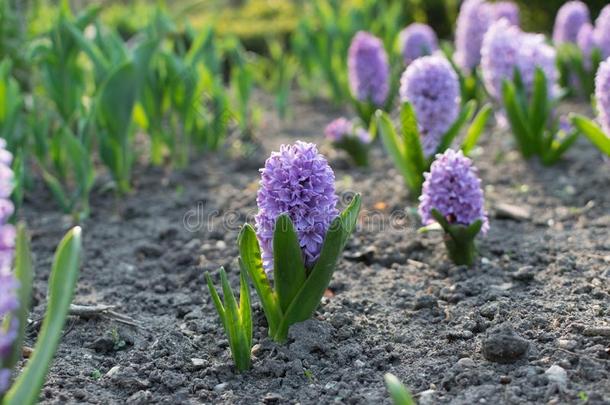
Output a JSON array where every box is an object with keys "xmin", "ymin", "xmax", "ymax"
[
  {"xmin": 213, "ymin": 383, "xmax": 228, "ymax": 392},
  {"xmin": 457, "ymin": 358, "xmax": 475, "ymax": 368},
  {"xmin": 545, "ymin": 365, "xmax": 568, "ymax": 386}
]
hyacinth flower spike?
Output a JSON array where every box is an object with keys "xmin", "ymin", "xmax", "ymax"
[
  {"xmin": 375, "ymin": 56, "xmax": 491, "ymax": 198},
  {"xmin": 570, "ymin": 57, "xmax": 610, "ymax": 156},
  {"xmin": 205, "ymin": 267, "xmax": 252, "ymax": 372},
  {"xmin": 418, "ymin": 149, "xmax": 489, "ymax": 266},
  {"xmin": 324, "ymin": 118, "xmax": 372, "ymax": 167},
  {"xmin": 240, "ymin": 142, "xmax": 361, "ymax": 343}
]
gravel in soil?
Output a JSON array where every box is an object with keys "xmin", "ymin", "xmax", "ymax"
[{"xmin": 20, "ymin": 96, "xmax": 610, "ymax": 404}]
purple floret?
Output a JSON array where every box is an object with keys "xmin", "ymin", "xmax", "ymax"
[
  {"xmin": 594, "ymin": 5, "xmax": 610, "ymax": 59},
  {"xmin": 481, "ymin": 20, "xmax": 558, "ymax": 102},
  {"xmin": 577, "ymin": 23, "xmax": 596, "ymax": 69},
  {"xmin": 325, "ymin": 118, "xmax": 354, "ymax": 143},
  {"xmin": 492, "ymin": 2, "xmax": 519, "ymax": 26},
  {"xmin": 553, "ymin": 1, "xmax": 590, "ymax": 45},
  {"xmin": 595, "ymin": 58, "xmax": 610, "ymax": 136},
  {"xmin": 255, "ymin": 142, "xmax": 338, "ymax": 272},
  {"xmin": 0, "ymin": 271, "xmax": 19, "ymax": 395},
  {"xmin": 418, "ymin": 149, "xmax": 489, "ymax": 234},
  {"xmin": 348, "ymin": 31, "xmax": 390, "ymax": 107},
  {"xmin": 454, "ymin": 0, "xmax": 493, "ymax": 73},
  {"xmin": 398, "ymin": 23, "xmax": 439, "ymax": 65},
  {"xmin": 399, "ymin": 55, "xmax": 461, "ymax": 156}
]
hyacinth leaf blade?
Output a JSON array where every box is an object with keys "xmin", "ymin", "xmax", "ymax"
[
  {"xmin": 239, "ymin": 268, "xmax": 253, "ymax": 352},
  {"xmin": 375, "ymin": 111, "xmax": 415, "ymax": 190},
  {"xmin": 542, "ymin": 131, "xmax": 580, "ymax": 166},
  {"xmin": 435, "ymin": 100, "xmax": 476, "ymax": 157},
  {"xmin": 384, "ymin": 373, "xmax": 416, "ymax": 405},
  {"xmin": 273, "ymin": 214, "xmax": 307, "ymax": 313},
  {"xmin": 502, "ymin": 80, "xmax": 534, "ymax": 157},
  {"xmin": 570, "ymin": 114, "xmax": 610, "ymax": 156},
  {"xmin": 462, "ymin": 103, "xmax": 492, "ymax": 155},
  {"xmin": 400, "ymin": 103, "xmax": 426, "ymax": 178},
  {"xmin": 276, "ymin": 194, "xmax": 361, "ymax": 340},
  {"xmin": 237, "ymin": 225, "xmax": 281, "ymax": 336},
  {"xmin": 530, "ymin": 68, "xmax": 549, "ymax": 154},
  {"xmin": 334, "ymin": 138, "xmax": 369, "ymax": 167},
  {"xmin": 430, "ymin": 209, "xmax": 481, "ymax": 266},
  {"xmin": 4, "ymin": 226, "xmax": 82, "ymax": 405},
  {"xmin": 4, "ymin": 224, "xmax": 33, "ymax": 371}
]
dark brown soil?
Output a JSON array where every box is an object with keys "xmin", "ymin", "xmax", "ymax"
[{"xmin": 19, "ymin": 95, "xmax": 610, "ymax": 404}]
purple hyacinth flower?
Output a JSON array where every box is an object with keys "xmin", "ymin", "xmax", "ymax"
[
  {"xmin": 595, "ymin": 58, "xmax": 610, "ymax": 136},
  {"xmin": 324, "ymin": 118, "xmax": 354, "ymax": 143},
  {"xmin": 492, "ymin": 2, "xmax": 519, "ymax": 26},
  {"xmin": 255, "ymin": 142, "xmax": 338, "ymax": 272},
  {"xmin": 398, "ymin": 23, "xmax": 439, "ymax": 65},
  {"xmin": 418, "ymin": 149, "xmax": 489, "ymax": 234},
  {"xmin": 454, "ymin": 0, "xmax": 493, "ymax": 73},
  {"xmin": 348, "ymin": 31, "xmax": 390, "ymax": 106},
  {"xmin": 0, "ymin": 269, "xmax": 19, "ymax": 395},
  {"xmin": 553, "ymin": 1, "xmax": 590, "ymax": 45},
  {"xmin": 399, "ymin": 55, "xmax": 461, "ymax": 156},
  {"xmin": 594, "ymin": 5, "xmax": 610, "ymax": 59},
  {"xmin": 578, "ymin": 23, "xmax": 597, "ymax": 69},
  {"xmin": 481, "ymin": 20, "xmax": 558, "ymax": 101}
]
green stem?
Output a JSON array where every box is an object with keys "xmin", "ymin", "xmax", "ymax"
[{"xmin": 443, "ymin": 233, "xmax": 477, "ymax": 266}]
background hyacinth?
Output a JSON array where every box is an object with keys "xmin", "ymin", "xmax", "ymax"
[
  {"xmin": 454, "ymin": 0, "xmax": 492, "ymax": 73},
  {"xmin": 577, "ymin": 23, "xmax": 596, "ymax": 69},
  {"xmin": 418, "ymin": 149, "xmax": 489, "ymax": 234},
  {"xmin": 399, "ymin": 55, "xmax": 461, "ymax": 156},
  {"xmin": 0, "ymin": 138, "xmax": 16, "ymax": 395},
  {"xmin": 398, "ymin": 23, "xmax": 438, "ymax": 66},
  {"xmin": 595, "ymin": 58, "xmax": 610, "ymax": 135},
  {"xmin": 325, "ymin": 118, "xmax": 371, "ymax": 144},
  {"xmin": 481, "ymin": 20, "xmax": 558, "ymax": 101},
  {"xmin": 492, "ymin": 2, "xmax": 519, "ymax": 26},
  {"xmin": 594, "ymin": 5, "xmax": 610, "ymax": 59},
  {"xmin": 553, "ymin": 1, "xmax": 590, "ymax": 45},
  {"xmin": 347, "ymin": 31, "xmax": 390, "ymax": 106},
  {"xmin": 255, "ymin": 141, "xmax": 338, "ymax": 272}
]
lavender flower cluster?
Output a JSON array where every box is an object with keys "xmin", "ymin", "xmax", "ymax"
[
  {"xmin": 594, "ymin": 5, "xmax": 610, "ymax": 59},
  {"xmin": 553, "ymin": 1, "xmax": 590, "ymax": 45},
  {"xmin": 492, "ymin": 2, "xmax": 519, "ymax": 26},
  {"xmin": 481, "ymin": 19, "xmax": 558, "ymax": 101},
  {"xmin": 0, "ymin": 138, "xmax": 16, "ymax": 395},
  {"xmin": 398, "ymin": 23, "xmax": 438, "ymax": 66},
  {"xmin": 418, "ymin": 149, "xmax": 489, "ymax": 233},
  {"xmin": 255, "ymin": 142, "xmax": 338, "ymax": 272},
  {"xmin": 348, "ymin": 31, "xmax": 390, "ymax": 107},
  {"xmin": 454, "ymin": 0, "xmax": 492, "ymax": 73},
  {"xmin": 324, "ymin": 118, "xmax": 371, "ymax": 144},
  {"xmin": 399, "ymin": 55, "xmax": 461, "ymax": 156},
  {"xmin": 595, "ymin": 58, "xmax": 610, "ymax": 135}
]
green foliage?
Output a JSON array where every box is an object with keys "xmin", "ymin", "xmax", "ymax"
[
  {"xmin": 239, "ymin": 194, "xmax": 361, "ymax": 342},
  {"xmin": 431, "ymin": 209, "xmax": 482, "ymax": 266},
  {"xmin": 375, "ymin": 101, "xmax": 490, "ymax": 198},
  {"xmin": 557, "ymin": 44, "xmax": 602, "ymax": 99},
  {"xmin": 570, "ymin": 114, "xmax": 610, "ymax": 157},
  {"xmin": 384, "ymin": 373, "xmax": 416, "ymax": 405},
  {"xmin": 502, "ymin": 69, "xmax": 579, "ymax": 165},
  {"xmin": 2, "ymin": 224, "xmax": 82, "ymax": 405},
  {"xmin": 205, "ymin": 267, "xmax": 253, "ymax": 372}
]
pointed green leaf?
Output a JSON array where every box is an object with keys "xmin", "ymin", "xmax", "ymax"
[
  {"xmin": 502, "ymin": 80, "xmax": 534, "ymax": 157},
  {"xmin": 238, "ymin": 224, "xmax": 281, "ymax": 334},
  {"xmin": 239, "ymin": 268, "xmax": 252, "ymax": 349},
  {"xmin": 462, "ymin": 104, "xmax": 492, "ymax": 155},
  {"xmin": 530, "ymin": 68, "xmax": 548, "ymax": 153},
  {"xmin": 375, "ymin": 110, "xmax": 410, "ymax": 182},
  {"xmin": 430, "ymin": 208, "xmax": 451, "ymax": 233},
  {"xmin": 436, "ymin": 100, "xmax": 476, "ymax": 155},
  {"xmin": 400, "ymin": 103, "xmax": 426, "ymax": 176},
  {"xmin": 384, "ymin": 373, "xmax": 416, "ymax": 405},
  {"xmin": 5, "ymin": 227, "xmax": 82, "ymax": 405},
  {"xmin": 205, "ymin": 271, "xmax": 227, "ymax": 329},
  {"xmin": 273, "ymin": 214, "xmax": 307, "ymax": 313},
  {"xmin": 571, "ymin": 115, "xmax": 610, "ymax": 156}
]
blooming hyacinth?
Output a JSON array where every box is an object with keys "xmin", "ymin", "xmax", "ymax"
[
  {"xmin": 398, "ymin": 23, "xmax": 438, "ymax": 65},
  {"xmin": 481, "ymin": 20, "xmax": 558, "ymax": 101},
  {"xmin": 255, "ymin": 142, "xmax": 338, "ymax": 272},
  {"xmin": 399, "ymin": 55, "xmax": 461, "ymax": 156},
  {"xmin": 348, "ymin": 31, "xmax": 390, "ymax": 106},
  {"xmin": 594, "ymin": 5, "xmax": 610, "ymax": 59},
  {"xmin": 0, "ymin": 138, "xmax": 16, "ymax": 395},
  {"xmin": 324, "ymin": 118, "xmax": 371, "ymax": 144},
  {"xmin": 553, "ymin": 1, "xmax": 590, "ymax": 45},
  {"xmin": 577, "ymin": 23, "xmax": 596, "ymax": 69},
  {"xmin": 595, "ymin": 58, "xmax": 610, "ymax": 135},
  {"xmin": 454, "ymin": 0, "xmax": 492, "ymax": 73},
  {"xmin": 492, "ymin": 2, "xmax": 519, "ymax": 26},
  {"xmin": 418, "ymin": 149, "xmax": 488, "ymax": 234}
]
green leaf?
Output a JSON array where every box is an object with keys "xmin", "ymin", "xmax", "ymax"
[
  {"xmin": 280, "ymin": 194, "xmax": 361, "ymax": 328},
  {"xmin": 375, "ymin": 110, "xmax": 410, "ymax": 183},
  {"xmin": 462, "ymin": 104, "xmax": 492, "ymax": 155},
  {"xmin": 205, "ymin": 272, "xmax": 227, "ymax": 329},
  {"xmin": 436, "ymin": 100, "xmax": 476, "ymax": 155},
  {"xmin": 530, "ymin": 68, "xmax": 548, "ymax": 153},
  {"xmin": 384, "ymin": 373, "xmax": 416, "ymax": 405},
  {"xmin": 273, "ymin": 215, "xmax": 307, "ymax": 313},
  {"xmin": 502, "ymin": 80, "xmax": 533, "ymax": 157},
  {"xmin": 238, "ymin": 224, "xmax": 281, "ymax": 335},
  {"xmin": 219, "ymin": 268, "xmax": 248, "ymax": 371},
  {"xmin": 543, "ymin": 131, "xmax": 579, "ymax": 165},
  {"xmin": 3, "ymin": 224, "xmax": 33, "ymax": 371},
  {"xmin": 239, "ymin": 268, "xmax": 253, "ymax": 349},
  {"xmin": 400, "ymin": 103, "xmax": 426, "ymax": 176},
  {"xmin": 571, "ymin": 114, "xmax": 610, "ymax": 156},
  {"xmin": 97, "ymin": 61, "xmax": 137, "ymax": 141},
  {"xmin": 4, "ymin": 227, "xmax": 82, "ymax": 405}
]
